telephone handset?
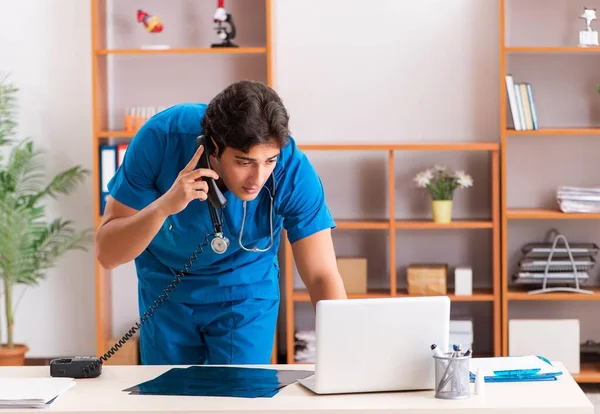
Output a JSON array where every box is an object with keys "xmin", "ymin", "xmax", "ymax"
[
  {"xmin": 196, "ymin": 135, "xmax": 227, "ymax": 210},
  {"xmin": 48, "ymin": 137, "xmax": 232, "ymax": 379},
  {"xmin": 196, "ymin": 135, "xmax": 230, "ymax": 254}
]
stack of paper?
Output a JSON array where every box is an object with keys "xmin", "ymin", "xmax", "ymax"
[
  {"xmin": 557, "ymin": 186, "xmax": 600, "ymax": 213},
  {"xmin": 469, "ymin": 355, "xmax": 563, "ymax": 383},
  {"xmin": 0, "ymin": 377, "xmax": 75, "ymax": 408}
]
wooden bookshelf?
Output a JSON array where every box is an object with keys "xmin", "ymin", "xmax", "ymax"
[
  {"xmin": 500, "ymin": 0, "xmax": 600, "ymax": 383},
  {"xmin": 283, "ymin": 143, "xmax": 501, "ymax": 364},
  {"xmin": 335, "ymin": 220, "xmax": 390, "ymax": 230},
  {"xmin": 292, "ymin": 288, "xmax": 495, "ymax": 302},
  {"xmin": 395, "ymin": 220, "xmax": 493, "ymax": 229},
  {"xmin": 96, "ymin": 47, "xmax": 266, "ymax": 55},
  {"xmin": 506, "ymin": 46, "xmax": 600, "ymax": 54},
  {"xmin": 507, "ymin": 288, "xmax": 600, "ymax": 301},
  {"xmin": 505, "ymin": 128, "xmax": 600, "ymax": 136},
  {"xmin": 576, "ymin": 363, "xmax": 600, "ymax": 383},
  {"xmin": 507, "ymin": 209, "xmax": 600, "ymax": 220},
  {"xmin": 91, "ymin": 0, "xmax": 277, "ymax": 364}
]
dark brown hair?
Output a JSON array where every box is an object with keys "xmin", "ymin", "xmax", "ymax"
[{"xmin": 201, "ymin": 80, "xmax": 290, "ymax": 155}]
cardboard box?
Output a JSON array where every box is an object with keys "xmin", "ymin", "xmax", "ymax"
[
  {"xmin": 337, "ymin": 257, "xmax": 367, "ymax": 294},
  {"xmin": 406, "ymin": 264, "xmax": 447, "ymax": 296},
  {"xmin": 104, "ymin": 336, "xmax": 140, "ymax": 365}
]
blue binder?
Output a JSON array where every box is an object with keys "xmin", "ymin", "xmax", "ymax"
[{"xmin": 99, "ymin": 145, "xmax": 118, "ymax": 215}]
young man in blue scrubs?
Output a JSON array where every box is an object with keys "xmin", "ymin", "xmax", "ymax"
[{"xmin": 96, "ymin": 80, "xmax": 347, "ymax": 365}]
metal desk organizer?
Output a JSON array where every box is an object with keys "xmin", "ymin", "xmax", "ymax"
[
  {"xmin": 515, "ymin": 230, "xmax": 597, "ymax": 295},
  {"xmin": 433, "ymin": 351, "xmax": 471, "ymax": 400}
]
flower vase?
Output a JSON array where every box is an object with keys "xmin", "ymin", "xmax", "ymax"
[{"xmin": 432, "ymin": 200, "xmax": 453, "ymax": 223}]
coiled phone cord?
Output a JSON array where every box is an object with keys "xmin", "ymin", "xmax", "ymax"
[{"xmin": 81, "ymin": 234, "xmax": 212, "ymax": 377}]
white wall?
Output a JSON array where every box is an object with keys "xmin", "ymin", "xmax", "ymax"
[
  {"xmin": 3, "ymin": 0, "xmax": 598, "ymax": 360},
  {"xmin": 0, "ymin": 0, "xmax": 95, "ymax": 357},
  {"xmin": 272, "ymin": 0, "xmax": 499, "ymax": 144},
  {"xmin": 273, "ymin": 0, "xmax": 600, "ymax": 357},
  {"xmin": 272, "ymin": 0, "xmax": 500, "ymax": 355}
]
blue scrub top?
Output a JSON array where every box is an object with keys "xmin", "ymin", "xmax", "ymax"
[{"xmin": 107, "ymin": 103, "xmax": 336, "ymax": 304}]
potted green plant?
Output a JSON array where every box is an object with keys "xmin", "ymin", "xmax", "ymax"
[
  {"xmin": 0, "ymin": 74, "xmax": 92, "ymax": 365},
  {"xmin": 414, "ymin": 165, "xmax": 473, "ymax": 223}
]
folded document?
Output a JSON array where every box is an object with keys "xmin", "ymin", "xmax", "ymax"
[
  {"xmin": 0, "ymin": 377, "xmax": 75, "ymax": 408},
  {"xmin": 469, "ymin": 355, "xmax": 563, "ymax": 382}
]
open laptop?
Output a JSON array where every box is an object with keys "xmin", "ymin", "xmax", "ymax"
[{"xmin": 297, "ymin": 296, "xmax": 450, "ymax": 395}]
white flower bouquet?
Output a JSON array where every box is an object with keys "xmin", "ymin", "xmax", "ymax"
[{"xmin": 414, "ymin": 165, "xmax": 473, "ymax": 200}]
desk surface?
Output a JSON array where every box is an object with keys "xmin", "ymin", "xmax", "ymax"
[{"xmin": 0, "ymin": 363, "xmax": 594, "ymax": 414}]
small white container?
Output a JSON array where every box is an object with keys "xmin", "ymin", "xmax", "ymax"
[{"xmin": 454, "ymin": 266, "xmax": 473, "ymax": 296}]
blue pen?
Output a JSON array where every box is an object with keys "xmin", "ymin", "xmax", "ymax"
[
  {"xmin": 452, "ymin": 344, "xmax": 461, "ymax": 357},
  {"xmin": 494, "ymin": 368, "xmax": 541, "ymax": 376}
]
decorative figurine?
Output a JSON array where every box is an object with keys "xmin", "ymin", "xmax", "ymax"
[
  {"xmin": 211, "ymin": 0, "xmax": 238, "ymax": 48},
  {"xmin": 137, "ymin": 9, "xmax": 163, "ymax": 33},
  {"xmin": 579, "ymin": 7, "xmax": 599, "ymax": 47}
]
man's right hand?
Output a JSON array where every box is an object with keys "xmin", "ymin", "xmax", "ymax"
[{"xmin": 156, "ymin": 144, "xmax": 220, "ymax": 217}]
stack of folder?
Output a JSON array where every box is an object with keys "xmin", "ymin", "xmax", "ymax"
[{"xmin": 469, "ymin": 355, "xmax": 563, "ymax": 383}]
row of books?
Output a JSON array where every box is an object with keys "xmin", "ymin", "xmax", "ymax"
[
  {"xmin": 124, "ymin": 106, "xmax": 167, "ymax": 132},
  {"xmin": 100, "ymin": 144, "xmax": 129, "ymax": 215},
  {"xmin": 505, "ymin": 74, "xmax": 539, "ymax": 131}
]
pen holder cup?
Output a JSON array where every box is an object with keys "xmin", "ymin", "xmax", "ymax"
[{"xmin": 433, "ymin": 352, "xmax": 471, "ymax": 400}]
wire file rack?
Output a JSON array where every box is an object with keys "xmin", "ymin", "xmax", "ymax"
[{"xmin": 515, "ymin": 230, "xmax": 596, "ymax": 295}]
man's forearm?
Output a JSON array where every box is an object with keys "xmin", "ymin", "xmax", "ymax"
[
  {"xmin": 96, "ymin": 199, "xmax": 169, "ymax": 270},
  {"xmin": 307, "ymin": 274, "xmax": 348, "ymax": 309}
]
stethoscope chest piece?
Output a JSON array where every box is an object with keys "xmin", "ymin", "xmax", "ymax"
[{"xmin": 211, "ymin": 234, "xmax": 229, "ymax": 254}]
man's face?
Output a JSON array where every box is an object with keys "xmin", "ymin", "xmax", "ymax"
[{"xmin": 210, "ymin": 141, "xmax": 280, "ymax": 201}]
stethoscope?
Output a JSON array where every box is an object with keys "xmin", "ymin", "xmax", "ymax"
[{"xmin": 208, "ymin": 173, "xmax": 276, "ymax": 254}]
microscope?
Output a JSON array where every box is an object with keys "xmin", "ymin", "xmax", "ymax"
[{"xmin": 211, "ymin": 0, "xmax": 238, "ymax": 48}]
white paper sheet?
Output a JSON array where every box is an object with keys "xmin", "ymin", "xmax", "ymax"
[
  {"xmin": 0, "ymin": 377, "xmax": 75, "ymax": 408},
  {"xmin": 469, "ymin": 355, "xmax": 561, "ymax": 377}
]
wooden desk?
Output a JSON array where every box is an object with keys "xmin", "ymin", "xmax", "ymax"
[{"xmin": 0, "ymin": 363, "xmax": 593, "ymax": 413}]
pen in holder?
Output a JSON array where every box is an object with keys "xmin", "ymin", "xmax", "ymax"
[{"xmin": 433, "ymin": 351, "xmax": 471, "ymax": 400}]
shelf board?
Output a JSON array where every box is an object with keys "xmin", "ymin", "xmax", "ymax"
[
  {"xmin": 574, "ymin": 362, "xmax": 600, "ymax": 383},
  {"xmin": 507, "ymin": 208, "xmax": 600, "ymax": 220},
  {"xmin": 292, "ymin": 289, "xmax": 494, "ymax": 302},
  {"xmin": 335, "ymin": 220, "xmax": 389, "ymax": 230},
  {"xmin": 507, "ymin": 288, "xmax": 600, "ymax": 301},
  {"xmin": 395, "ymin": 219, "xmax": 493, "ymax": 229},
  {"xmin": 299, "ymin": 142, "xmax": 499, "ymax": 151},
  {"xmin": 96, "ymin": 47, "xmax": 267, "ymax": 55},
  {"xmin": 505, "ymin": 128, "xmax": 600, "ymax": 136},
  {"xmin": 94, "ymin": 136, "xmax": 499, "ymax": 152},
  {"xmin": 97, "ymin": 131, "xmax": 136, "ymax": 138},
  {"xmin": 396, "ymin": 289, "xmax": 495, "ymax": 302},
  {"xmin": 293, "ymin": 289, "xmax": 391, "ymax": 301},
  {"xmin": 100, "ymin": 218, "xmax": 387, "ymax": 231},
  {"xmin": 505, "ymin": 46, "xmax": 600, "ymax": 54}
]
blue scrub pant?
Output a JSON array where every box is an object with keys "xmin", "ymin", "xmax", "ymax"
[{"xmin": 137, "ymin": 287, "xmax": 279, "ymax": 365}]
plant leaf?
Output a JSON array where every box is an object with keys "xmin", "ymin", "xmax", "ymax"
[
  {"xmin": 0, "ymin": 73, "xmax": 18, "ymax": 149},
  {"xmin": 27, "ymin": 166, "xmax": 90, "ymax": 207}
]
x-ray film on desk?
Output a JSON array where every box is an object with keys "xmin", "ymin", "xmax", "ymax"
[{"xmin": 122, "ymin": 366, "xmax": 314, "ymax": 398}]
